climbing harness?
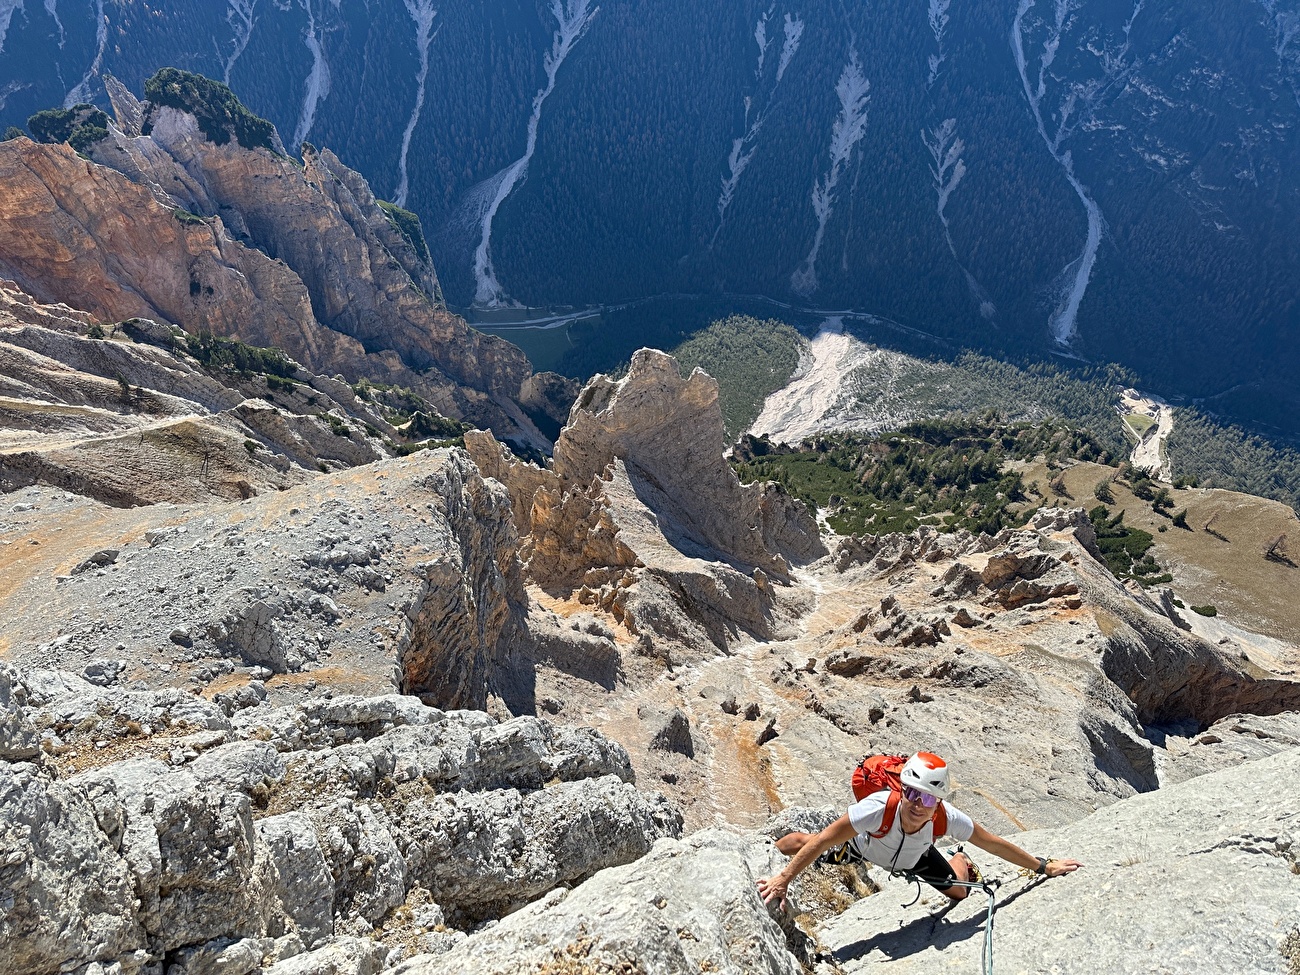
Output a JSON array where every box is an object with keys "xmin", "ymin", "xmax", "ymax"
[{"xmin": 818, "ymin": 840, "xmax": 865, "ymax": 867}]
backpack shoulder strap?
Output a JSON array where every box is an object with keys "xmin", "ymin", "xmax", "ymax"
[
  {"xmin": 868, "ymin": 789, "xmax": 901, "ymax": 839},
  {"xmin": 933, "ymin": 803, "xmax": 948, "ymax": 838}
]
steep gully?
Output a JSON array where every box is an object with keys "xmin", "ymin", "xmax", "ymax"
[
  {"xmin": 0, "ymin": 2, "xmax": 22, "ymax": 55},
  {"xmin": 291, "ymin": 0, "xmax": 331, "ymax": 151},
  {"xmin": 922, "ymin": 118, "xmax": 995, "ymax": 320},
  {"xmin": 711, "ymin": 8, "xmax": 804, "ymax": 249},
  {"xmin": 471, "ymin": 0, "xmax": 597, "ymax": 308},
  {"xmin": 790, "ymin": 47, "xmax": 871, "ymax": 298},
  {"xmin": 394, "ymin": 0, "xmax": 438, "ymax": 209},
  {"xmin": 62, "ymin": 0, "xmax": 106, "ymax": 108},
  {"xmin": 749, "ymin": 316, "xmax": 865, "ymax": 444},
  {"xmin": 223, "ymin": 0, "xmax": 257, "ymax": 85},
  {"xmin": 926, "ymin": 0, "xmax": 950, "ymax": 89},
  {"xmin": 921, "ymin": 0, "xmax": 995, "ymax": 319},
  {"xmin": 1011, "ymin": 0, "xmax": 1144, "ymax": 347}
]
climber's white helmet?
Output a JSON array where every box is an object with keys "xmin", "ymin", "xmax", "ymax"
[{"xmin": 899, "ymin": 752, "xmax": 951, "ymax": 799}]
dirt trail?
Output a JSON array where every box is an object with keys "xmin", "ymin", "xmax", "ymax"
[{"xmin": 0, "ymin": 401, "xmax": 205, "ymax": 454}]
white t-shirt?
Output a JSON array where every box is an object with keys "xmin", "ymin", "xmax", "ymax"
[{"xmin": 847, "ymin": 790, "xmax": 974, "ymax": 871}]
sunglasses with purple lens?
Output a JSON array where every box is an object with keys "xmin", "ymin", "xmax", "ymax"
[{"xmin": 903, "ymin": 786, "xmax": 939, "ymax": 808}]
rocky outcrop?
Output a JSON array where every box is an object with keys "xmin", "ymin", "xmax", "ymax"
[
  {"xmin": 4, "ymin": 308, "xmax": 1299, "ymax": 975},
  {"xmin": 0, "ymin": 450, "xmax": 533, "ymax": 708},
  {"xmin": 7, "ymin": 622, "xmax": 1297, "ymax": 975},
  {"xmin": 517, "ymin": 371, "xmax": 580, "ymax": 439},
  {"xmin": 0, "ymin": 666, "xmax": 681, "ymax": 974},
  {"xmin": 466, "ymin": 351, "xmax": 824, "ymax": 661},
  {"xmin": 0, "ymin": 283, "xmax": 421, "ymax": 504},
  {"xmin": 0, "ymin": 84, "xmax": 534, "ymax": 441},
  {"xmin": 531, "ymin": 496, "xmax": 1290, "ymax": 849},
  {"xmin": 390, "ymin": 746, "xmax": 1300, "ymax": 974},
  {"xmin": 0, "ymin": 138, "xmax": 358, "ymax": 374},
  {"xmin": 399, "ymin": 458, "xmax": 530, "ymax": 711},
  {"xmin": 551, "ymin": 351, "xmax": 825, "ymax": 573},
  {"xmin": 393, "ymin": 829, "xmax": 808, "ymax": 975}
]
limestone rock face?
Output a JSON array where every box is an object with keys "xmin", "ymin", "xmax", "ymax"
[
  {"xmin": 0, "ymin": 665, "xmax": 682, "ymax": 974},
  {"xmin": 753, "ymin": 507, "xmax": 1300, "ymax": 834},
  {"xmin": 463, "ymin": 430, "xmax": 554, "ymax": 536},
  {"xmin": 0, "ymin": 761, "xmax": 146, "ymax": 975},
  {"xmin": 0, "ymin": 139, "xmax": 355, "ymax": 375},
  {"xmin": 393, "ymin": 829, "xmax": 808, "ymax": 975},
  {"xmin": 400, "ymin": 459, "xmax": 529, "ymax": 711},
  {"xmin": 255, "ymin": 813, "xmax": 336, "ymax": 947},
  {"xmin": 0, "ymin": 248, "xmax": 421, "ymax": 505},
  {"xmin": 397, "ymin": 774, "xmax": 682, "ymax": 922},
  {"xmin": 517, "ymin": 371, "xmax": 580, "ymax": 438},
  {"xmin": 0, "ymin": 450, "xmax": 533, "ymax": 700},
  {"xmin": 552, "ymin": 350, "xmax": 825, "ymax": 574},
  {"xmin": 0, "ymin": 98, "xmax": 534, "ymax": 441},
  {"xmin": 467, "ymin": 351, "xmax": 824, "ymax": 663},
  {"xmin": 0, "ymin": 665, "xmax": 38, "ymax": 761}
]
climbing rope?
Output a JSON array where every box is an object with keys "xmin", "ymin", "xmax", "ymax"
[{"xmin": 892, "ymin": 871, "xmax": 1002, "ymax": 975}]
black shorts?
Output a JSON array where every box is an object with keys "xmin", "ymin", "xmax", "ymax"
[{"xmin": 905, "ymin": 845, "xmax": 957, "ymax": 890}]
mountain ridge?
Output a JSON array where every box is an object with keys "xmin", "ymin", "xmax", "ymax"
[
  {"xmin": 2, "ymin": 1, "xmax": 1296, "ymax": 423},
  {"xmin": 0, "ymin": 77, "xmax": 545, "ymax": 448}
]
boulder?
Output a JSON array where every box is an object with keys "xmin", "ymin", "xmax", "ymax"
[
  {"xmin": 262, "ymin": 937, "xmax": 391, "ymax": 975},
  {"xmin": 395, "ymin": 774, "xmax": 682, "ymax": 923},
  {"xmin": 1, "ymin": 665, "xmax": 683, "ymax": 971},
  {"xmin": 0, "ymin": 763, "xmax": 144, "ymax": 975},
  {"xmin": 640, "ymin": 706, "xmax": 695, "ymax": 757},
  {"xmin": 0, "ymin": 665, "xmax": 39, "ymax": 761}
]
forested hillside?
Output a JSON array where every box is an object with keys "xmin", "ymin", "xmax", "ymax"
[{"xmin": 2, "ymin": 0, "xmax": 1297, "ymax": 430}]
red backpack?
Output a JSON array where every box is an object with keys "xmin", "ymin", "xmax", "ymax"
[{"xmin": 852, "ymin": 754, "xmax": 948, "ymax": 838}]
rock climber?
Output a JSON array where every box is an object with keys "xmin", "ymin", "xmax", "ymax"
[{"xmin": 757, "ymin": 752, "xmax": 1082, "ymax": 910}]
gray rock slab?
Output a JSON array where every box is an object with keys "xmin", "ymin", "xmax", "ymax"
[
  {"xmin": 0, "ymin": 763, "xmax": 143, "ymax": 975},
  {"xmin": 0, "ymin": 664, "xmax": 39, "ymax": 760},
  {"xmin": 396, "ymin": 774, "xmax": 682, "ymax": 922},
  {"xmin": 261, "ymin": 937, "xmax": 391, "ymax": 975},
  {"xmin": 393, "ymin": 828, "xmax": 806, "ymax": 975},
  {"xmin": 819, "ymin": 747, "xmax": 1300, "ymax": 974}
]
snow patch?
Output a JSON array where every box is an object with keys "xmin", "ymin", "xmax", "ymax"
[
  {"xmin": 473, "ymin": 0, "xmax": 597, "ymax": 307},
  {"xmin": 394, "ymin": 0, "xmax": 438, "ymax": 208},
  {"xmin": 224, "ymin": 0, "xmax": 258, "ymax": 84},
  {"xmin": 291, "ymin": 0, "xmax": 332, "ymax": 150},
  {"xmin": 791, "ymin": 50, "xmax": 870, "ymax": 297},
  {"xmin": 63, "ymin": 0, "xmax": 106, "ymax": 107}
]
